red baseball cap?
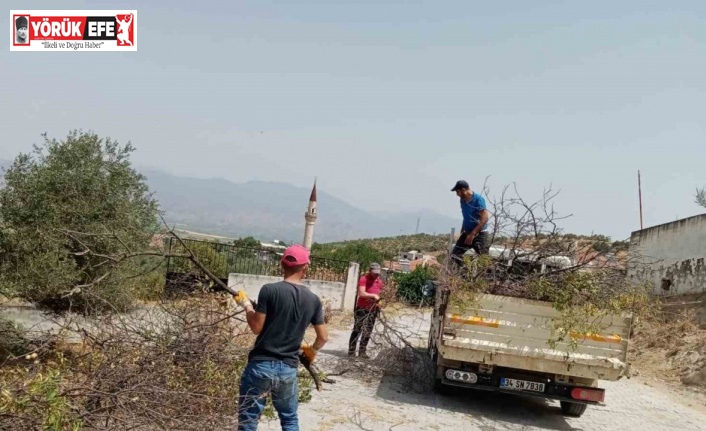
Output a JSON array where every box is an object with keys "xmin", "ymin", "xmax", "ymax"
[{"xmin": 281, "ymin": 244, "xmax": 311, "ymax": 267}]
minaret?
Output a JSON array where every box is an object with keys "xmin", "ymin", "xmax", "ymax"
[{"xmin": 303, "ymin": 179, "xmax": 317, "ymax": 249}]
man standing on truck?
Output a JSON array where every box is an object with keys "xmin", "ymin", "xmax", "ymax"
[
  {"xmin": 348, "ymin": 262, "xmax": 383, "ymax": 359},
  {"xmin": 233, "ymin": 244, "xmax": 328, "ymax": 431},
  {"xmin": 450, "ymin": 180, "xmax": 491, "ymax": 267}
]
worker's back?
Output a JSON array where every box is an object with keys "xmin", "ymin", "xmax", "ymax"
[{"xmin": 248, "ymin": 281, "xmax": 324, "ymax": 367}]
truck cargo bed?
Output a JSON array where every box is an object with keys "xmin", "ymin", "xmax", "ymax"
[{"xmin": 437, "ymin": 294, "xmax": 632, "ymax": 381}]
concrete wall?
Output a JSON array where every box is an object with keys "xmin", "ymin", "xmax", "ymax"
[
  {"xmin": 228, "ymin": 262, "xmax": 360, "ymax": 311},
  {"xmin": 627, "ymin": 214, "xmax": 706, "ymax": 295}
]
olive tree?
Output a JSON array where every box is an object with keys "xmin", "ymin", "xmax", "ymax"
[{"xmin": 0, "ymin": 130, "xmax": 159, "ymax": 313}]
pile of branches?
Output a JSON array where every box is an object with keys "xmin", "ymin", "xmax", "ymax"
[{"xmin": 0, "ymin": 295, "xmax": 256, "ymax": 430}]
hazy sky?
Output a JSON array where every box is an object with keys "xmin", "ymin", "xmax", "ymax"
[{"xmin": 2, "ymin": 1, "xmax": 705, "ymax": 240}]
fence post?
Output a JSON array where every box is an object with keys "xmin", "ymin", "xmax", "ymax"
[
  {"xmin": 341, "ymin": 262, "xmax": 360, "ymax": 311},
  {"xmin": 166, "ymin": 236, "xmax": 173, "ymax": 273}
]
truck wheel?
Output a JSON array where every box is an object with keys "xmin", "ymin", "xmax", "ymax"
[
  {"xmin": 560, "ymin": 401, "xmax": 587, "ymax": 417},
  {"xmin": 433, "ymin": 378, "xmax": 453, "ymax": 395}
]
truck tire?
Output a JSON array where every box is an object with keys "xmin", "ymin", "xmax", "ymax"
[
  {"xmin": 560, "ymin": 401, "xmax": 587, "ymax": 417},
  {"xmin": 433, "ymin": 378, "xmax": 453, "ymax": 395}
]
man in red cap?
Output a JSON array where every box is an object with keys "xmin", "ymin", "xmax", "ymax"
[{"xmin": 233, "ymin": 244, "xmax": 328, "ymax": 431}]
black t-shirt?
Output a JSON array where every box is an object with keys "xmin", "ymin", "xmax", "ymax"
[{"xmin": 248, "ymin": 281, "xmax": 324, "ymax": 367}]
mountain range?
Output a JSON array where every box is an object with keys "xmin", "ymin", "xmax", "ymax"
[
  {"xmin": 142, "ymin": 169, "xmax": 458, "ymax": 243},
  {"xmin": 0, "ymin": 159, "xmax": 458, "ymax": 243}
]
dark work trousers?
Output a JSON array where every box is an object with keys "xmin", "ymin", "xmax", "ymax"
[
  {"xmin": 451, "ymin": 231, "xmax": 490, "ymax": 267},
  {"xmin": 348, "ymin": 306, "xmax": 379, "ymax": 354}
]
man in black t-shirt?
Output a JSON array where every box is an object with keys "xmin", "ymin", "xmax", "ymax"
[{"xmin": 233, "ymin": 244, "xmax": 328, "ymax": 431}]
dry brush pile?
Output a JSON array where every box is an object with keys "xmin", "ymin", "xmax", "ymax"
[{"xmin": 0, "ymin": 293, "xmax": 319, "ymax": 431}]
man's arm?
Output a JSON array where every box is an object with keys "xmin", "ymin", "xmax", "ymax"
[
  {"xmin": 302, "ymin": 300, "xmax": 328, "ymax": 362},
  {"xmin": 245, "ymin": 306, "xmax": 266, "ymax": 335},
  {"xmin": 470, "ymin": 209, "xmax": 490, "ymax": 237},
  {"xmin": 234, "ymin": 288, "xmax": 267, "ymax": 334},
  {"xmin": 312, "ymin": 324, "xmax": 328, "ymax": 351}
]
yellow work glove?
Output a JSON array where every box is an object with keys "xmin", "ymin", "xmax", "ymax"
[
  {"xmin": 233, "ymin": 290, "xmax": 252, "ymax": 310},
  {"xmin": 300, "ymin": 343, "xmax": 318, "ymax": 364},
  {"xmin": 376, "ymin": 299, "xmax": 385, "ymax": 309}
]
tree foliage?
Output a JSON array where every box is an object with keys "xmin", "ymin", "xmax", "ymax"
[
  {"xmin": 697, "ymin": 187, "xmax": 706, "ymax": 209},
  {"xmin": 0, "ymin": 131, "xmax": 159, "ymax": 313},
  {"xmin": 169, "ymin": 241, "xmax": 229, "ymax": 279},
  {"xmin": 311, "ymin": 242, "xmax": 385, "ymax": 269},
  {"xmin": 232, "ymin": 236, "xmax": 261, "ymax": 257},
  {"xmin": 232, "ymin": 236, "xmax": 260, "ymax": 249}
]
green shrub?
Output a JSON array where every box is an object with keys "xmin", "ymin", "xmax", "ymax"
[
  {"xmin": 170, "ymin": 241, "xmax": 228, "ymax": 278},
  {"xmin": 394, "ymin": 266, "xmax": 437, "ymax": 305}
]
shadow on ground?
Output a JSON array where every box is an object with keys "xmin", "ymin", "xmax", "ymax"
[{"xmin": 375, "ymin": 374, "xmax": 583, "ymax": 431}]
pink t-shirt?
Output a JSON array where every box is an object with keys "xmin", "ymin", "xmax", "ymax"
[{"xmin": 356, "ymin": 274, "xmax": 383, "ymax": 309}]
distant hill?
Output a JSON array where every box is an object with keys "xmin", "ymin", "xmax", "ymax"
[{"xmin": 142, "ymin": 169, "xmax": 459, "ymax": 243}]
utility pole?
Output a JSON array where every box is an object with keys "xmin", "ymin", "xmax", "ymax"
[
  {"xmin": 415, "ymin": 217, "xmax": 420, "ymax": 235},
  {"xmin": 638, "ymin": 170, "xmax": 644, "ymax": 230}
]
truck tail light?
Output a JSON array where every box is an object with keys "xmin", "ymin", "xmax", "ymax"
[
  {"xmin": 571, "ymin": 388, "xmax": 605, "ymax": 403},
  {"xmin": 445, "ymin": 369, "xmax": 478, "ymax": 384}
]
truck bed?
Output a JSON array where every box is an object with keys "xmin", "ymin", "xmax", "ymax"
[{"xmin": 437, "ymin": 294, "xmax": 632, "ymax": 381}]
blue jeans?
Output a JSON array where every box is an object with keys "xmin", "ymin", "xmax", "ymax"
[{"xmin": 237, "ymin": 360, "xmax": 299, "ymax": 431}]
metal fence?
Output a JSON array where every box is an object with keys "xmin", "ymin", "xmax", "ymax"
[{"xmin": 165, "ymin": 238, "xmax": 350, "ymax": 283}]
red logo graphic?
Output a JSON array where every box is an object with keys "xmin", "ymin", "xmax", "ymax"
[{"xmin": 115, "ymin": 13, "xmax": 134, "ymax": 46}]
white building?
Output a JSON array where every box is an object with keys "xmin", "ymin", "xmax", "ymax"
[
  {"xmin": 400, "ymin": 250, "xmax": 422, "ymax": 261},
  {"xmin": 627, "ymin": 213, "xmax": 706, "ymax": 295}
]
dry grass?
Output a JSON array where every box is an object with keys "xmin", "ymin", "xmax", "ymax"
[{"xmin": 630, "ymin": 296, "xmax": 706, "ymax": 398}]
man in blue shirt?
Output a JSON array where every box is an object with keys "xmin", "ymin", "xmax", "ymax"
[{"xmin": 450, "ymin": 180, "xmax": 491, "ymax": 266}]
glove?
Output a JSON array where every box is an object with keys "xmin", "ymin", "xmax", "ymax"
[
  {"xmin": 299, "ymin": 343, "xmax": 318, "ymax": 364},
  {"xmin": 376, "ymin": 299, "xmax": 385, "ymax": 309},
  {"xmin": 233, "ymin": 290, "xmax": 253, "ymax": 310}
]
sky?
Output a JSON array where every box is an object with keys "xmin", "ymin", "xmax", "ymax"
[{"xmin": 2, "ymin": 0, "xmax": 705, "ymax": 241}]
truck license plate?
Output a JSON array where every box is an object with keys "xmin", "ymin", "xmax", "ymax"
[{"xmin": 500, "ymin": 378, "xmax": 545, "ymax": 393}]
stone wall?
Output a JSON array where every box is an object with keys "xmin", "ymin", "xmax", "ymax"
[{"xmin": 227, "ymin": 262, "xmax": 360, "ymax": 310}]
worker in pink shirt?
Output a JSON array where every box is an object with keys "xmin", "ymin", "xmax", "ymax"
[{"xmin": 348, "ymin": 263, "xmax": 383, "ymax": 358}]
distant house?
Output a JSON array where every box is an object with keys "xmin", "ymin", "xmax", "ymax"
[
  {"xmin": 465, "ymin": 245, "xmax": 575, "ymax": 273},
  {"xmin": 400, "ymin": 250, "xmax": 422, "ymax": 261},
  {"xmin": 260, "ymin": 240, "xmax": 286, "ymax": 250},
  {"xmin": 384, "ymin": 253, "xmax": 440, "ymax": 274},
  {"xmin": 577, "ymin": 251, "xmax": 627, "ymax": 272}
]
